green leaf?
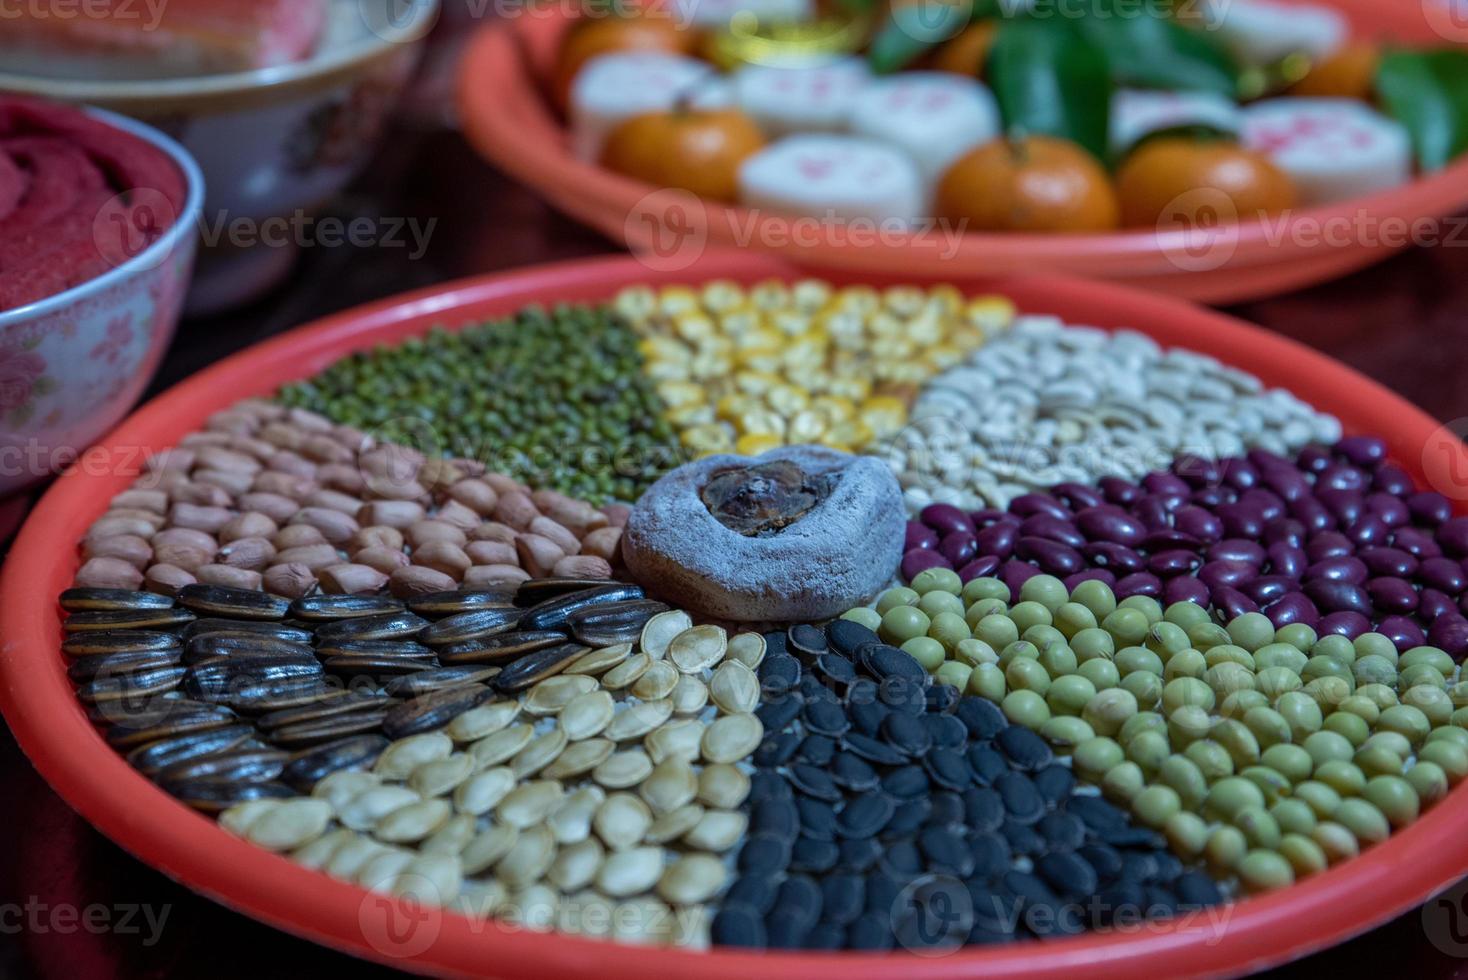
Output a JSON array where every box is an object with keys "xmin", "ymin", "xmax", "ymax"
[
  {"xmin": 1053, "ymin": 0, "xmax": 1238, "ymax": 96},
  {"xmin": 987, "ymin": 15, "xmax": 1113, "ymax": 161},
  {"xmin": 1377, "ymin": 49, "xmax": 1468, "ymax": 172},
  {"xmin": 867, "ymin": 2, "xmax": 980, "ymax": 74}
]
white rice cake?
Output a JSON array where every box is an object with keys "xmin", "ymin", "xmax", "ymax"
[
  {"xmin": 848, "ymin": 72, "xmax": 1000, "ymax": 187},
  {"xmin": 738, "ymin": 134, "xmax": 924, "ymax": 224},
  {"xmin": 733, "ymin": 58, "xmax": 871, "ymax": 136},
  {"xmin": 569, "ymin": 52, "xmax": 713, "ymax": 162},
  {"xmin": 1200, "ymin": 0, "xmax": 1347, "ymax": 66},
  {"xmin": 1110, "ymin": 88, "xmax": 1244, "ymax": 156},
  {"xmin": 1242, "ymin": 97, "xmax": 1413, "ymax": 205}
]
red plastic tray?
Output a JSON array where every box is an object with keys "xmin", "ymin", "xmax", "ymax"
[
  {"xmin": 3, "ymin": 252, "xmax": 1467, "ymax": 977},
  {"xmin": 456, "ymin": 0, "xmax": 1468, "ymax": 304}
]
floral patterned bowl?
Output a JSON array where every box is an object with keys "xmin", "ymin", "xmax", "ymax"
[
  {"xmin": 0, "ymin": 0, "xmax": 439, "ymax": 313},
  {"xmin": 0, "ymin": 109, "xmax": 203, "ymax": 498}
]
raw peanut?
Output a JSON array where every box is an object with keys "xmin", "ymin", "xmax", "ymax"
[
  {"xmin": 366, "ymin": 478, "xmax": 428, "ymax": 503},
  {"xmin": 170, "ymin": 503, "xmax": 235, "ymax": 534},
  {"xmin": 289, "ymin": 507, "xmax": 359, "ymax": 546},
  {"xmin": 301, "ymin": 434, "xmax": 354, "ymax": 464},
  {"xmin": 144, "ymin": 448, "xmax": 196, "ymax": 473},
  {"xmin": 195, "ymin": 564, "xmax": 263, "ymax": 591},
  {"xmin": 465, "ymin": 541, "xmax": 517, "ymax": 566},
  {"xmin": 218, "ymin": 537, "xmax": 277, "ymax": 571},
  {"xmin": 152, "ymin": 527, "xmax": 217, "ymax": 553},
  {"xmin": 532, "ymin": 491, "xmax": 609, "ymax": 536},
  {"xmin": 359, "ymin": 444, "xmax": 424, "ymax": 478},
  {"xmin": 320, "ymin": 563, "xmax": 390, "ymax": 595},
  {"xmin": 263, "ymin": 562, "xmax": 317, "ymax": 598},
  {"xmin": 201, "ymin": 413, "xmax": 254, "ymax": 436},
  {"xmin": 237, "ymin": 492, "xmax": 300, "ymax": 524},
  {"xmin": 144, "ymin": 563, "xmax": 196, "ymax": 595},
  {"xmin": 579, "ymin": 527, "xmax": 623, "ymax": 563},
  {"xmin": 317, "ymin": 463, "xmax": 367, "ymax": 496},
  {"xmin": 235, "ymin": 397, "xmax": 286, "ymax": 421},
  {"xmin": 193, "ymin": 468, "xmax": 254, "ymax": 498},
  {"xmin": 271, "ymin": 544, "xmax": 342, "ymax": 572},
  {"xmin": 219, "ymin": 512, "xmax": 279, "ymax": 544},
  {"xmin": 552, "ymin": 555, "xmax": 612, "ymax": 579},
  {"xmin": 266, "ymin": 451, "xmax": 319, "ymax": 479},
  {"xmin": 351, "ymin": 526, "xmax": 405, "ymax": 552},
  {"xmin": 332, "ymin": 424, "xmax": 373, "ymax": 454},
  {"xmin": 355, "ymin": 546, "xmax": 411, "ymax": 575},
  {"xmin": 259, "ymin": 422, "xmax": 308, "ymax": 451},
  {"xmin": 418, "ymin": 458, "xmax": 465, "ymax": 492},
  {"xmin": 306, "ymin": 489, "xmax": 364, "ymax": 516},
  {"xmin": 469, "ymin": 522, "xmax": 516, "ymax": 545},
  {"xmin": 407, "ymin": 520, "xmax": 467, "ymax": 550},
  {"xmin": 390, "ymin": 565, "xmax": 457, "ymax": 597},
  {"xmin": 82, "ymin": 535, "xmax": 153, "ymax": 569},
  {"xmin": 75, "ymin": 557, "xmax": 144, "ymax": 590},
  {"xmin": 104, "ymin": 508, "xmax": 168, "ymax": 530},
  {"xmin": 195, "ymin": 445, "xmax": 261, "ymax": 474},
  {"xmin": 446, "ymin": 479, "xmax": 498, "ymax": 516},
  {"xmin": 451, "ymin": 457, "xmax": 487, "ymax": 478},
  {"xmin": 252, "ymin": 471, "xmax": 317, "ymax": 501},
  {"xmin": 132, "ymin": 469, "xmax": 189, "ymax": 494},
  {"xmin": 515, "ymin": 534, "xmax": 565, "ymax": 578},
  {"xmin": 484, "ymin": 473, "xmax": 527, "ymax": 496},
  {"xmin": 601, "ymin": 504, "xmax": 631, "ymax": 528},
  {"xmin": 493, "ymin": 492, "xmax": 539, "ymax": 531},
  {"xmin": 273, "ymin": 525, "xmax": 328, "ymax": 550},
  {"xmin": 229, "ymin": 435, "xmax": 278, "ymax": 462},
  {"xmin": 171, "ymin": 482, "xmax": 234, "ymax": 508},
  {"xmin": 434, "ymin": 500, "xmax": 481, "ymax": 533},
  {"xmin": 152, "ymin": 547, "xmax": 211, "ymax": 573},
  {"xmin": 529, "ymin": 516, "xmax": 580, "ymax": 556},
  {"xmin": 286, "ymin": 407, "xmax": 334, "ymax": 432},
  {"xmin": 181, "ymin": 432, "xmax": 233, "ymax": 449},
  {"xmin": 358, "ymin": 501, "xmax": 426, "ymax": 529},
  {"xmin": 111, "ymin": 489, "xmax": 168, "ymax": 515},
  {"xmin": 412, "ymin": 541, "xmax": 471, "ymax": 580},
  {"xmin": 85, "ymin": 515, "xmax": 157, "ymax": 541},
  {"xmin": 463, "ymin": 564, "xmax": 531, "ymax": 588}
]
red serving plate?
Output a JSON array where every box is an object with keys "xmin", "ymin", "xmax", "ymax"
[
  {"xmin": 3, "ymin": 252, "xmax": 1467, "ymax": 977},
  {"xmin": 456, "ymin": 0, "xmax": 1468, "ymax": 304}
]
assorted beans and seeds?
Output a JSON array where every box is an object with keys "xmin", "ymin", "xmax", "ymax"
[{"xmin": 52, "ymin": 278, "xmax": 1468, "ymax": 953}]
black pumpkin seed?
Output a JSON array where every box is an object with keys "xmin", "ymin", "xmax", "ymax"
[
  {"xmin": 773, "ymin": 875, "xmax": 822, "ymax": 929},
  {"xmin": 1038, "ymin": 810, "xmax": 1087, "ymax": 850},
  {"xmin": 406, "ymin": 589, "xmax": 516, "ymax": 618},
  {"xmin": 67, "ymin": 648, "xmax": 181, "ymax": 683},
  {"xmin": 878, "ymin": 839, "xmax": 923, "ymax": 877},
  {"xmin": 996, "ymin": 725, "xmax": 1053, "ymax": 771},
  {"xmin": 786, "ymin": 623, "xmax": 827, "ymax": 657},
  {"xmin": 797, "ymin": 734, "xmax": 835, "ymax": 766},
  {"xmin": 841, "ymin": 733, "xmax": 905, "ymax": 767},
  {"xmin": 857, "ymin": 643, "xmax": 926, "ymax": 685},
  {"xmin": 996, "ymin": 771, "xmax": 1045, "ymax": 824},
  {"xmin": 63, "ymin": 630, "xmax": 181, "ymax": 657},
  {"xmin": 157, "ymin": 746, "xmax": 288, "ymax": 784},
  {"xmin": 754, "ymin": 692, "xmax": 803, "ymax": 731},
  {"xmin": 519, "ymin": 584, "xmax": 645, "ymax": 631},
  {"xmin": 963, "ymin": 787, "xmax": 1005, "ymax": 833},
  {"xmin": 880, "ymin": 712, "xmax": 932, "ymax": 757},
  {"xmin": 419, "ymin": 608, "xmax": 523, "ymax": 646},
  {"xmin": 710, "ymin": 905, "xmax": 765, "ymax": 948},
  {"xmin": 382, "ymin": 683, "xmax": 495, "ymax": 738},
  {"xmin": 796, "ymin": 796, "xmax": 838, "ymax": 840},
  {"xmin": 835, "ymin": 836, "xmax": 882, "ymax": 872},
  {"xmin": 762, "ymin": 631, "xmax": 789, "ymax": 658},
  {"xmin": 493, "ymin": 642, "xmax": 587, "ymax": 692},
  {"xmin": 813, "ymin": 653, "xmax": 855, "ymax": 690},
  {"xmin": 289, "ymin": 593, "xmax": 405, "ymax": 622},
  {"xmin": 63, "ymin": 608, "xmax": 196, "ymax": 632},
  {"xmin": 789, "ymin": 836, "xmax": 839, "ymax": 874},
  {"xmin": 788, "ymin": 763, "xmax": 841, "ymax": 802},
  {"xmin": 970, "ymin": 833, "xmax": 1012, "ymax": 877},
  {"xmin": 176, "ymin": 584, "xmax": 289, "ymax": 620},
  {"xmin": 924, "ymin": 748, "xmax": 973, "ymax": 791},
  {"xmin": 798, "ymin": 673, "xmax": 837, "ymax": 705},
  {"xmin": 881, "ymin": 796, "xmax": 931, "ymax": 837},
  {"xmin": 802, "ymin": 923, "xmax": 844, "ymax": 950},
  {"xmin": 846, "ymin": 698, "xmax": 888, "ymax": 738},
  {"xmin": 835, "ymin": 793, "xmax": 894, "ymax": 838},
  {"xmin": 1001, "ymin": 820, "xmax": 1046, "ymax": 857},
  {"xmin": 748, "ymin": 770, "xmax": 791, "ymax": 804},
  {"xmin": 751, "ymin": 798, "xmax": 799, "ymax": 838},
  {"xmin": 1099, "ymin": 826, "xmax": 1166, "ymax": 849},
  {"xmin": 754, "ymin": 732, "xmax": 800, "ymax": 768},
  {"xmin": 967, "ymin": 744, "xmax": 1008, "ymax": 785},
  {"xmin": 281, "ymin": 734, "xmax": 389, "ymax": 789},
  {"xmin": 723, "ymin": 873, "xmax": 779, "ymax": 915},
  {"xmin": 930, "ymin": 790, "xmax": 966, "ymax": 827},
  {"xmin": 182, "ymin": 619, "xmax": 314, "ymax": 644},
  {"xmin": 918, "ymin": 826, "xmax": 974, "ymax": 877},
  {"xmin": 825, "ymin": 619, "xmax": 878, "ymax": 658},
  {"xmin": 1037, "ymin": 851, "xmax": 1099, "ymax": 899},
  {"xmin": 76, "ymin": 665, "xmax": 186, "ymax": 703},
  {"xmin": 756, "ymin": 654, "xmax": 800, "ymax": 695},
  {"xmin": 878, "ymin": 676, "xmax": 927, "ymax": 714},
  {"xmin": 60, "ymin": 588, "xmax": 175, "ymax": 612},
  {"xmin": 922, "ymin": 713, "xmax": 968, "ymax": 749},
  {"xmin": 737, "ymin": 832, "xmax": 793, "ymax": 873},
  {"xmin": 955, "ymin": 697, "xmax": 1007, "ymax": 739},
  {"xmin": 829, "ymin": 752, "xmax": 879, "ymax": 792},
  {"xmin": 1175, "ymin": 871, "xmax": 1224, "ymax": 908},
  {"xmin": 1034, "ymin": 765, "xmax": 1077, "ymax": 805},
  {"xmin": 1079, "ymin": 844, "xmax": 1123, "ymax": 882},
  {"xmin": 435, "ymin": 630, "xmax": 568, "ymax": 665},
  {"xmin": 314, "ymin": 611, "xmax": 429, "ymax": 642},
  {"xmin": 819, "ymin": 874, "xmax": 864, "ymax": 925},
  {"xmin": 162, "ymin": 778, "xmax": 295, "ymax": 812},
  {"xmin": 926, "ymin": 684, "xmax": 960, "ymax": 714},
  {"xmin": 863, "ymin": 873, "xmax": 903, "ymax": 915},
  {"xmin": 1067, "ymin": 796, "xmax": 1128, "ymax": 832},
  {"xmin": 845, "ymin": 912, "xmax": 894, "ymax": 950},
  {"xmin": 125, "ymin": 725, "xmax": 255, "ymax": 776}
]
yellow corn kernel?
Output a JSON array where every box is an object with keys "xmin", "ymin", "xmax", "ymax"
[
  {"xmin": 718, "ymin": 308, "xmax": 763, "ymax": 336},
  {"xmin": 765, "ymin": 385, "xmax": 811, "ymax": 417},
  {"xmin": 732, "ymin": 371, "xmax": 782, "ymax": 397},
  {"xmin": 645, "ymin": 360, "xmax": 692, "ymax": 382},
  {"xmin": 614, "ymin": 286, "xmax": 658, "ymax": 322},
  {"xmin": 787, "ymin": 409, "xmax": 827, "ymax": 443},
  {"xmin": 638, "ymin": 336, "xmax": 690, "ymax": 362},
  {"xmin": 927, "ymin": 284, "xmax": 964, "ymax": 315},
  {"xmin": 681, "ymin": 423, "xmax": 734, "ymax": 453},
  {"xmin": 965, "ymin": 295, "xmax": 1018, "ymax": 332},
  {"xmin": 700, "ymin": 280, "xmax": 745, "ymax": 313},
  {"xmin": 673, "ymin": 312, "xmax": 717, "ymax": 344},
  {"xmin": 906, "ymin": 310, "xmax": 945, "ymax": 346},
  {"xmin": 809, "ymin": 395, "xmax": 856, "ymax": 425},
  {"xmin": 734, "ymin": 326, "xmax": 783, "ymax": 352},
  {"xmin": 769, "ymin": 310, "xmax": 813, "ymax": 337},
  {"xmin": 666, "ymin": 403, "xmax": 716, "ymax": 428},
  {"xmin": 736, "ymin": 433, "xmax": 785, "ymax": 456},
  {"xmin": 657, "ymin": 381, "xmax": 706, "ymax": 409},
  {"xmin": 882, "ymin": 285, "xmax": 926, "ymax": 317},
  {"xmin": 834, "ymin": 285, "xmax": 879, "ymax": 315},
  {"xmin": 950, "ymin": 325, "xmax": 988, "ymax": 352},
  {"xmin": 860, "ymin": 395, "xmax": 907, "ymax": 436},
  {"xmin": 715, "ymin": 394, "xmax": 758, "ymax": 422},
  {"xmin": 924, "ymin": 344, "xmax": 968, "ymax": 371},
  {"xmin": 657, "ymin": 286, "xmax": 701, "ymax": 316},
  {"xmin": 791, "ymin": 279, "xmax": 833, "ymax": 312},
  {"xmin": 736, "ymin": 408, "xmax": 787, "ymax": 438},
  {"xmin": 826, "ymin": 418, "xmax": 875, "ymax": 450},
  {"xmin": 740, "ymin": 351, "xmax": 786, "ymax": 373},
  {"xmin": 749, "ymin": 280, "xmax": 791, "ymax": 310},
  {"xmin": 690, "ymin": 354, "xmax": 732, "ymax": 379},
  {"xmin": 865, "ymin": 310, "xmax": 904, "ymax": 338},
  {"xmin": 825, "ymin": 374, "xmax": 872, "ymax": 402}
]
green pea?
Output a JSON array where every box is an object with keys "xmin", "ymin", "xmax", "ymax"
[
  {"xmin": 1164, "ymin": 601, "xmax": 1212, "ymax": 630},
  {"xmin": 935, "ymin": 662, "xmax": 973, "ymax": 693},
  {"xmin": 1428, "ymin": 726, "xmax": 1468, "ymax": 751},
  {"xmin": 1102, "ymin": 761, "xmax": 1146, "ymax": 804},
  {"xmin": 1118, "ymin": 711, "xmax": 1168, "ymax": 745},
  {"xmin": 1279, "ymin": 833, "xmax": 1328, "ymax": 877},
  {"xmin": 1379, "ymin": 704, "xmax": 1432, "ymax": 745},
  {"xmin": 1312, "ymin": 821, "xmax": 1360, "ymax": 864},
  {"xmin": 927, "ymin": 612, "xmax": 972, "ymax": 653},
  {"xmin": 1073, "ymin": 736, "xmax": 1126, "ymax": 781},
  {"xmin": 1271, "ymin": 798, "xmax": 1318, "ymax": 836},
  {"xmin": 1401, "ymin": 663, "xmax": 1448, "ymax": 691},
  {"xmin": 965, "ymin": 598, "xmax": 1010, "ymax": 629},
  {"xmin": 1364, "ymin": 774, "xmax": 1420, "ymax": 828},
  {"xmin": 1302, "ymin": 655, "xmax": 1352, "ymax": 684},
  {"xmin": 962, "ymin": 577, "xmax": 1010, "ymax": 605},
  {"xmin": 1356, "ymin": 683, "xmax": 1399, "ymax": 710},
  {"xmin": 875, "ymin": 587, "xmax": 919, "ymax": 615},
  {"xmin": 1314, "ymin": 759, "xmax": 1367, "ymax": 796},
  {"xmin": 999, "ymin": 641, "xmax": 1040, "ymax": 668},
  {"xmin": 1260, "ymin": 743, "xmax": 1314, "ymax": 783},
  {"xmin": 1353, "ymin": 632, "xmax": 1398, "ymax": 665},
  {"xmin": 1302, "ymin": 677, "xmax": 1353, "ymax": 714},
  {"xmin": 1255, "ymin": 643, "xmax": 1308, "ymax": 673},
  {"xmin": 1165, "ymin": 811, "xmax": 1209, "ymax": 859},
  {"xmin": 968, "ymin": 663, "xmax": 1006, "ymax": 702},
  {"xmin": 1115, "ymin": 646, "xmax": 1164, "ymax": 677},
  {"xmin": 1082, "ymin": 688, "xmax": 1139, "ymax": 737},
  {"xmin": 1037, "ymin": 642, "xmax": 1079, "ymax": 678},
  {"xmin": 1453, "ymin": 706, "xmax": 1468, "ymax": 728},
  {"xmin": 918, "ymin": 590, "xmax": 965, "ymax": 620},
  {"xmin": 975, "ymin": 614, "xmax": 1021, "ymax": 651},
  {"xmin": 1125, "ymin": 730, "xmax": 1172, "ymax": 776},
  {"xmin": 1071, "ymin": 628, "xmax": 1116, "ymax": 663},
  {"xmin": 1023, "ymin": 625, "xmax": 1067, "ymax": 650},
  {"xmin": 1158, "ymin": 755, "xmax": 1208, "ymax": 809},
  {"xmin": 1337, "ymin": 694, "xmax": 1380, "ymax": 725},
  {"xmin": 1294, "ymin": 780, "xmax": 1342, "ymax": 819},
  {"xmin": 1078, "ymin": 658, "xmax": 1121, "ymax": 692},
  {"xmin": 1334, "ymin": 797, "xmax": 1391, "ymax": 845},
  {"xmin": 1213, "ymin": 718, "xmax": 1262, "ymax": 769},
  {"xmin": 1131, "ymin": 784, "xmax": 1182, "ymax": 829},
  {"xmin": 1327, "ymin": 707, "xmax": 1368, "ymax": 745},
  {"xmin": 1406, "ymin": 760, "xmax": 1449, "ymax": 807},
  {"xmin": 1256, "ymin": 666, "xmax": 1303, "ymax": 700},
  {"xmin": 1102, "ymin": 608, "xmax": 1151, "ymax": 647},
  {"xmin": 1188, "ymin": 622, "xmax": 1233, "ymax": 651},
  {"xmin": 1047, "ymin": 674, "xmax": 1097, "ymax": 716},
  {"xmin": 1205, "ymin": 825, "xmax": 1248, "ymax": 875},
  {"xmin": 880, "ymin": 605, "xmax": 931, "ymax": 645},
  {"xmin": 1419, "ymin": 740, "xmax": 1468, "ymax": 784},
  {"xmin": 1054, "ymin": 602, "xmax": 1098, "ymax": 638},
  {"xmin": 1352, "ymin": 655, "xmax": 1397, "ymax": 688},
  {"xmin": 1312, "ymin": 633, "xmax": 1357, "ymax": 665},
  {"xmin": 1006, "ymin": 658, "xmax": 1052, "ymax": 696},
  {"xmin": 1121, "ymin": 671, "xmax": 1163, "ymax": 709},
  {"xmin": 1219, "ymin": 689, "xmax": 1269, "ymax": 719},
  {"xmin": 1243, "ymin": 706, "xmax": 1292, "ymax": 749},
  {"xmin": 1040, "ymin": 715, "xmax": 1095, "ymax": 752},
  {"xmin": 1204, "ymin": 662, "xmax": 1256, "ymax": 700},
  {"xmin": 1146, "ymin": 622, "xmax": 1192, "ymax": 659},
  {"xmin": 1070, "ymin": 579, "xmax": 1117, "ymax": 620},
  {"xmin": 910, "ymin": 566, "xmax": 962, "ymax": 596},
  {"xmin": 1162, "ymin": 649, "xmax": 1208, "ymax": 682},
  {"xmin": 1234, "ymin": 804, "xmax": 1283, "ymax": 849},
  {"xmin": 1362, "ymin": 730, "xmax": 1412, "ymax": 758},
  {"xmin": 1275, "ymin": 623, "xmax": 1319, "ymax": 652},
  {"xmin": 841, "ymin": 607, "xmax": 883, "ymax": 631},
  {"xmin": 1450, "ymin": 684, "xmax": 1468, "ymax": 712},
  {"xmin": 954, "ymin": 638, "xmax": 999, "ymax": 667},
  {"xmin": 900, "ymin": 637, "xmax": 946, "ymax": 673},
  {"xmin": 1119, "ymin": 595, "xmax": 1163, "ymax": 624},
  {"xmin": 1184, "ymin": 739, "xmax": 1235, "ymax": 780},
  {"xmin": 1401, "ymin": 646, "xmax": 1455, "ymax": 675},
  {"xmin": 1302, "ymin": 730, "xmax": 1354, "ymax": 768},
  {"xmin": 1205, "ymin": 776, "xmax": 1265, "ymax": 821},
  {"xmin": 1403, "ymin": 686, "xmax": 1455, "ymax": 728},
  {"xmin": 1002, "ymin": 689, "xmax": 1050, "ymax": 729},
  {"xmin": 1355, "ymin": 745, "xmax": 1404, "ymax": 778},
  {"xmin": 1160, "ymin": 677, "xmax": 1214, "ymax": 716},
  {"xmin": 1018, "ymin": 574, "xmax": 1068, "ymax": 612},
  {"xmin": 1275, "ymin": 691, "xmax": 1323, "ymax": 741},
  {"xmin": 1227, "ymin": 612, "xmax": 1276, "ymax": 652},
  {"xmin": 1238, "ymin": 850, "xmax": 1295, "ymax": 893}
]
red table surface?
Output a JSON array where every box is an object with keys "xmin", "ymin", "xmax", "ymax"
[{"xmin": 4, "ymin": 120, "xmax": 1468, "ymax": 978}]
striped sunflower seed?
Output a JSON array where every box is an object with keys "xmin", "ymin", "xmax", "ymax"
[
  {"xmin": 462, "ymin": 823, "xmax": 519, "ymax": 874},
  {"xmin": 645, "ymin": 719, "xmax": 704, "ymax": 765},
  {"xmin": 682, "ymin": 809, "xmax": 748, "ymax": 852},
  {"xmin": 696, "ymin": 763, "xmax": 750, "ymax": 809},
  {"xmin": 701, "ymin": 713, "xmax": 762, "ymax": 765},
  {"xmin": 668, "ymin": 625, "xmax": 727, "ymax": 673},
  {"xmin": 593, "ymin": 792, "xmax": 652, "ymax": 851},
  {"xmin": 510, "ymin": 728, "xmax": 568, "ymax": 778},
  {"xmin": 640, "ymin": 610, "xmax": 692, "ymax": 661},
  {"xmin": 375, "ymin": 732, "xmax": 453, "ymax": 780},
  {"xmin": 709, "ymin": 660, "xmax": 759, "ymax": 714},
  {"xmin": 604, "ymin": 699, "xmax": 673, "ymax": 741},
  {"xmin": 541, "ymin": 738, "xmax": 614, "ymax": 780},
  {"xmin": 469, "ymin": 723, "xmax": 534, "ymax": 769},
  {"xmin": 495, "ymin": 780, "xmax": 566, "ymax": 828},
  {"xmin": 656, "ymin": 854, "xmax": 726, "ymax": 906},
  {"xmin": 559, "ymin": 690, "xmax": 615, "ymax": 741},
  {"xmin": 599, "ymin": 652, "xmax": 651, "ymax": 691},
  {"xmin": 596, "ymin": 846, "xmax": 663, "ymax": 898},
  {"xmin": 629, "ymin": 661, "xmax": 678, "ymax": 701},
  {"xmin": 453, "ymin": 766, "xmax": 516, "ymax": 816}
]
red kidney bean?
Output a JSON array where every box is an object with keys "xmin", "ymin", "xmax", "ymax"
[
  {"xmin": 1306, "ymin": 532, "xmax": 1354, "ymax": 563},
  {"xmin": 1408, "ymin": 492, "xmax": 1453, "ymax": 527},
  {"xmin": 969, "ymin": 509, "xmax": 1018, "ymax": 530},
  {"xmin": 1021, "ymin": 514, "xmax": 1087, "ymax": 550},
  {"xmin": 1143, "ymin": 472, "xmax": 1192, "ymax": 499},
  {"xmin": 1083, "ymin": 543, "xmax": 1145, "ymax": 575},
  {"xmin": 1191, "ymin": 487, "xmax": 1234, "ymax": 509},
  {"xmin": 1216, "ymin": 502, "xmax": 1264, "ymax": 539},
  {"xmin": 1393, "ymin": 526, "xmax": 1444, "ymax": 560},
  {"xmin": 1289, "ymin": 496, "xmax": 1335, "ymax": 534},
  {"xmin": 1222, "ymin": 459, "xmax": 1260, "ymax": 491},
  {"xmin": 977, "ymin": 522, "xmax": 1019, "ymax": 560},
  {"xmin": 1365, "ymin": 493, "xmax": 1410, "ymax": 528},
  {"xmin": 1116, "ymin": 573, "xmax": 1163, "ymax": 600},
  {"xmin": 1015, "ymin": 537, "xmax": 1083, "ymax": 576},
  {"xmin": 1419, "ymin": 557, "xmax": 1467, "ymax": 595},
  {"xmin": 1305, "ymin": 557, "xmax": 1368, "ymax": 586},
  {"xmin": 1099, "ymin": 477, "xmax": 1143, "ymax": 506},
  {"xmin": 1378, "ymin": 615, "xmax": 1426, "ymax": 650},
  {"xmin": 1133, "ymin": 496, "xmax": 1173, "ymax": 531},
  {"xmin": 920, "ymin": 503, "xmax": 973, "ymax": 537},
  {"xmin": 905, "ymin": 522, "xmax": 939, "ymax": 551},
  {"xmin": 940, "ymin": 534, "xmax": 979, "ymax": 567},
  {"xmin": 1344, "ymin": 514, "xmax": 1389, "ymax": 548},
  {"xmin": 1440, "ymin": 517, "xmax": 1468, "ymax": 559},
  {"xmin": 1296, "ymin": 445, "xmax": 1333, "ymax": 474},
  {"xmin": 1214, "ymin": 586, "xmax": 1259, "ymax": 619},
  {"xmin": 1427, "ymin": 614, "xmax": 1468, "ymax": 661},
  {"xmin": 1318, "ymin": 488, "xmax": 1364, "ymax": 525},
  {"xmin": 1240, "ymin": 488, "xmax": 1287, "ymax": 522},
  {"xmin": 1262, "ymin": 519, "xmax": 1306, "ymax": 549},
  {"xmin": 1066, "ymin": 569, "xmax": 1117, "ymax": 591},
  {"xmin": 1052, "ymin": 483, "xmax": 1104, "ymax": 510},
  {"xmin": 958, "ymin": 555, "xmax": 1002, "ymax": 583},
  {"xmin": 1248, "ymin": 448, "xmax": 1293, "ymax": 473},
  {"xmin": 1163, "ymin": 576, "xmax": 1211, "ymax": 607},
  {"xmin": 1372, "ymin": 465, "xmax": 1413, "ymax": 496},
  {"xmin": 1266, "ymin": 592, "xmax": 1319, "ymax": 630},
  {"xmin": 1148, "ymin": 550, "xmax": 1204, "ymax": 578},
  {"xmin": 1337, "ymin": 435, "xmax": 1388, "ymax": 466},
  {"xmin": 1367, "ymin": 577, "xmax": 1419, "ymax": 614},
  {"xmin": 1243, "ymin": 576, "xmax": 1295, "ymax": 605},
  {"xmin": 1174, "ymin": 506, "xmax": 1224, "ymax": 542},
  {"xmin": 1207, "ymin": 540, "xmax": 1266, "ymax": 566},
  {"xmin": 1173, "ymin": 455, "xmax": 1223, "ymax": 489},
  {"xmin": 1420, "ymin": 589, "xmax": 1459, "ymax": 622},
  {"xmin": 1076, "ymin": 508, "xmax": 1146, "ymax": 547},
  {"xmin": 1319, "ymin": 611, "xmax": 1371, "ymax": 640},
  {"xmin": 1266, "ymin": 544, "xmax": 1307, "ymax": 580},
  {"xmin": 1141, "ymin": 530, "xmax": 1203, "ymax": 553},
  {"xmin": 1318, "ymin": 464, "xmax": 1369, "ymax": 493},
  {"xmin": 1010, "ymin": 493, "xmax": 1071, "ymax": 521},
  {"xmin": 1304, "ymin": 579, "xmax": 1373, "ymax": 616},
  {"xmin": 902, "ymin": 549, "xmax": 951, "ymax": 580},
  {"xmin": 999, "ymin": 560, "xmax": 1041, "ymax": 595},
  {"xmin": 1360, "ymin": 547, "xmax": 1418, "ymax": 578}
]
